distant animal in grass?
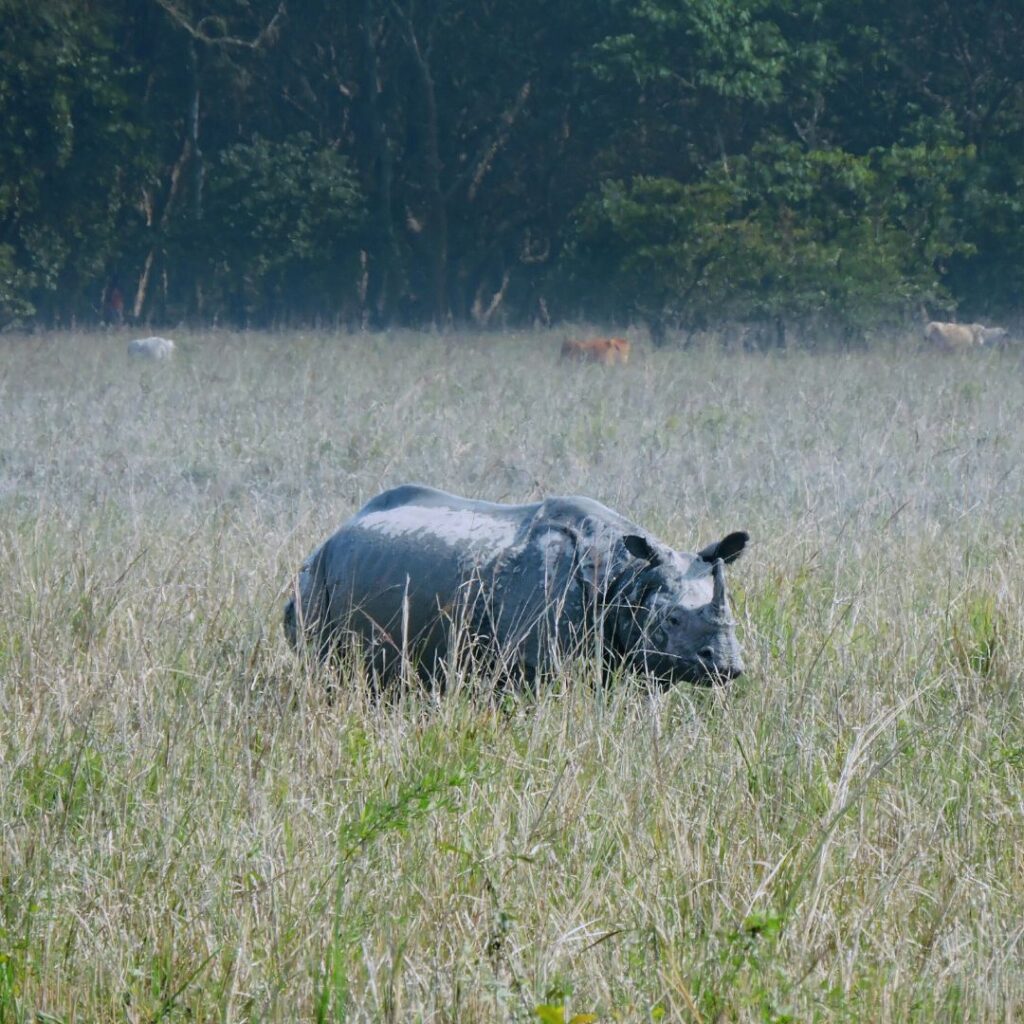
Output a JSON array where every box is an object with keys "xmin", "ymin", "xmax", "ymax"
[
  {"xmin": 285, "ymin": 484, "xmax": 748, "ymax": 690},
  {"xmin": 560, "ymin": 337, "xmax": 631, "ymax": 365},
  {"xmin": 967, "ymin": 323, "xmax": 1010, "ymax": 347},
  {"xmin": 127, "ymin": 336, "xmax": 176, "ymax": 360},
  {"xmin": 924, "ymin": 321, "xmax": 1007, "ymax": 351}
]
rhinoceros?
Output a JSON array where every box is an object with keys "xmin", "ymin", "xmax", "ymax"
[{"xmin": 284, "ymin": 485, "xmax": 748, "ymax": 687}]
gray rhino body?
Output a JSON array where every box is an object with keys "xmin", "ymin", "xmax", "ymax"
[{"xmin": 285, "ymin": 484, "xmax": 747, "ymax": 687}]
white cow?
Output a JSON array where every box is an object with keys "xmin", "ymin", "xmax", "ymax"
[
  {"xmin": 968, "ymin": 323, "xmax": 1010, "ymax": 346},
  {"xmin": 127, "ymin": 336, "xmax": 176, "ymax": 360}
]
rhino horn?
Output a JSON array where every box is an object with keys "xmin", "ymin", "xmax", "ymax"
[{"xmin": 712, "ymin": 558, "xmax": 727, "ymax": 614}]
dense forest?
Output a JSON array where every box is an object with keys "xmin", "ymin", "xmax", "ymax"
[{"xmin": 1, "ymin": 0, "xmax": 1022, "ymax": 338}]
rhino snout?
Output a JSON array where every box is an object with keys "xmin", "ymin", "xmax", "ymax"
[{"xmin": 696, "ymin": 645, "xmax": 744, "ymax": 680}]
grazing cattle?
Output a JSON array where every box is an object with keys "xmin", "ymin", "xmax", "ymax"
[
  {"xmin": 969, "ymin": 323, "xmax": 1010, "ymax": 346},
  {"xmin": 285, "ymin": 484, "xmax": 748, "ymax": 689},
  {"xmin": 924, "ymin": 322, "xmax": 975, "ymax": 351},
  {"xmin": 560, "ymin": 337, "xmax": 631, "ymax": 365},
  {"xmin": 127, "ymin": 336, "xmax": 176, "ymax": 360},
  {"xmin": 924, "ymin": 321, "xmax": 1007, "ymax": 351}
]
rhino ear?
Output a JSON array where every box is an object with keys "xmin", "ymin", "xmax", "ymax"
[
  {"xmin": 623, "ymin": 534, "xmax": 661, "ymax": 565},
  {"xmin": 698, "ymin": 531, "xmax": 749, "ymax": 565}
]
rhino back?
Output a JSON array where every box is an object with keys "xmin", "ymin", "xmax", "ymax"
[
  {"xmin": 311, "ymin": 487, "xmax": 537, "ymax": 668},
  {"xmin": 356, "ymin": 484, "xmax": 541, "ymax": 525}
]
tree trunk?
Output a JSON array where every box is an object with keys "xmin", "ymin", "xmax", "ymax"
[
  {"xmin": 471, "ymin": 266, "xmax": 511, "ymax": 326},
  {"xmin": 357, "ymin": 0, "xmax": 399, "ymax": 327},
  {"xmin": 393, "ymin": 3, "xmax": 448, "ymax": 325},
  {"xmin": 187, "ymin": 42, "xmax": 203, "ymax": 223}
]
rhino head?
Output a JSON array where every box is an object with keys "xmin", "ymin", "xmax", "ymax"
[{"xmin": 612, "ymin": 530, "xmax": 748, "ymax": 684}]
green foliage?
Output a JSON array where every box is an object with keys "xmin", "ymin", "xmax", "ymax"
[
  {"xmin": 204, "ymin": 133, "xmax": 364, "ymax": 323},
  {"xmin": 534, "ymin": 1004, "xmax": 598, "ymax": 1024},
  {"xmin": 0, "ymin": 0, "xmax": 144, "ymax": 325},
  {"xmin": 0, "ymin": 0, "xmax": 1022, "ymax": 329},
  {"xmin": 565, "ymin": 136, "xmax": 977, "ymax": 340},
  {"xmin": 564, "ymin": 175, "xmax": 740, "ymax": 334},
  {"xmin": 313, "ymin": 737, "xmax": 485, "ymax": 1021},
  {"xmin": 0, "ymin": 245, "xmax": 36, "ymax": 325},
  {"xmin": 592, "ymin": 0, "xmax": 787, "ymax": 103},
  {"xmin": 949, "ymin": 593, "xmax": 1003, "ymax": 677}
]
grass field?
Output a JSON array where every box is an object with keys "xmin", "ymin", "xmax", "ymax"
[{"xmin": 1, "ymin": 328, "xmax": 1022, "ymax": 1022}]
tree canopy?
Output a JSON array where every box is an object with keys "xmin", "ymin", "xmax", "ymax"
[{"xmin": 1, "ymin": 0, "xmax": 1021, "ymax": 337}]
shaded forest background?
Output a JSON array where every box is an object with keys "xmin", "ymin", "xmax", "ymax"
[{"xmin": 1, "ymin": 0, "xmax": 1022, "ymax": 340}]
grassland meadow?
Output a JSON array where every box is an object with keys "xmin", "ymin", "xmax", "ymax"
[{"xmin": 1, "ymin": 328, "xmax": 1022, "ymax": 1022}]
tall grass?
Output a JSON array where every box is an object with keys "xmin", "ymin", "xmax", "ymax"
[{"xmin": 1, "ymin": 328, "xmax": 1022, "ymax": 1021}]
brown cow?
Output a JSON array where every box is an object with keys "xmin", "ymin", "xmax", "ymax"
[
  {"xmin": 560, "ymin": 337, "xmax": 631, "ymax": 365},
  {"xmin": 924, "ymin": 321, "xmax": 1008, "ymax": 351}
]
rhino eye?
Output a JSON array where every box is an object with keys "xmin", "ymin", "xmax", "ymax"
[{"xmin": 666, "ymin": 610, "xmax": 683, "ymax": 627}]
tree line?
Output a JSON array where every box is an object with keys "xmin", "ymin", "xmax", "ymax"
[{"xmin": 1, "ymin": 0, "xmax": 1022, "ymax": 340}]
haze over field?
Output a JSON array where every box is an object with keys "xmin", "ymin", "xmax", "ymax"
[{"xmin": 1, "ymin": 329, "xmax": 1023, "ymax": 1021}]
